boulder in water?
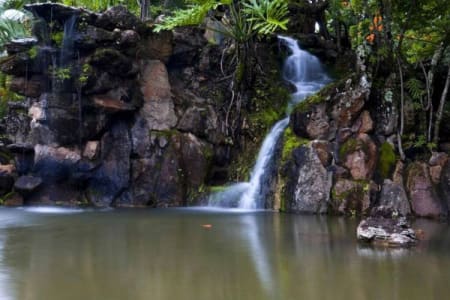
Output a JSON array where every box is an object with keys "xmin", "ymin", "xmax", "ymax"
[
  {"xmin": 14, "ymin": 175, "xmax": 43, "ymax": 194},
  {"xmin": 357, "ymin": 216, "xmax": 417, "ymax": 247}
]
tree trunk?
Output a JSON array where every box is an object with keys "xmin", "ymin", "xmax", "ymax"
[
  {"xmin": 433, "ymin": 64, "xmax": 450, "ymax": 145},
  {"xmin": 140, "ymin": 0, "xmax": 151, "ymax": 21}
]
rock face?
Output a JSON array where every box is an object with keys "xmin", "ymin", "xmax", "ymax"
[
  {"xmin": 282, "ymin": 145, "xmax": 331, "ymax": 213},
  {"xmin": 406, "ymin": 162, "xmax": 447, "ymax": 218},
  {"xmin": 357, "ymin": 217, "xmax": 417, "ymax": 247},
  {"xmin": 379, "ymin": 179, "xmax": 411, "ymax": 216},
  {"xmin": 0, "ymin": 4, "xmax": 222, "ymax": 207}
]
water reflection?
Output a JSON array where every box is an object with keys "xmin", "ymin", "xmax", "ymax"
[{"xmin": 0, "ymin": 208, "xmax": 449, "ymax": 300}]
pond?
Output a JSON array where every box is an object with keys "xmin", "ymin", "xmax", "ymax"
[{"xmin": 0, "ymin": 207, "xmax": 449, "ymax": 300}]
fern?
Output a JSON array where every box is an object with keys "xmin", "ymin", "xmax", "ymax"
[
  {"xmin": 154, "ymin": 0, "xmax": 231, "ymax": 32},
  {"xmin": 242, "ymin": 0, "xmax": 289, "ymax": 35},
  {"xmin": 406, "ymin": 78, "xmax": 425, "ymax": 100}
]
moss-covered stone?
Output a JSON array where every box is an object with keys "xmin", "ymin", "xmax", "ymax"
[
  {"xmin": 281, "ymin": 127, "xmax": 309, "ymax": 165},
  {"xmin": 378, "ymin": 142, "xmax": 396, "ymax": 179},
  {"xmin": 339, "ymin": 138, "xmax": 360, "ymax": 161},
  {"xmin": 52, "ymin": 31, "xmax": 64, "ymax": 47}
]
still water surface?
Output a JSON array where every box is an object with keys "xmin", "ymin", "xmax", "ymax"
[{"xmin": 0, "ymin": 207, "xmax": 449, "ymax": 300}]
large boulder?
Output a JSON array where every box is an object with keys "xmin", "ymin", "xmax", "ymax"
[
  {"xmin": 32, "ymin": 145, "xmax": 81, "ymax": 182},
  {"xmin": 357, "ymin": 216, "xmax": 417, "ymax": 247},
  {"xmin": 291, "ymin": 102, "xmax": 329, "ymax": 139},
  {"xmin": 139, "ymin": 60, "xmax": 177, "ymax": 130},
  {"xmin": 87, "ymin": 121, "xmax": 131, "ymax": 206},
  {"xmin": 95, "ymin": 5, "xmax": 142, "ymax": 31},
  {"xmin": 406, "ymin": 162, "xmax": 447, "ymax": 218},
  {"xmin": 283, "ymin": 145, "xmax": 332, "ymax": 213}
]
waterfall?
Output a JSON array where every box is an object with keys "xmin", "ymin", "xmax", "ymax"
[{"xmin": 209, "ymin": 36, "xmax": 330, "ymax": 209}]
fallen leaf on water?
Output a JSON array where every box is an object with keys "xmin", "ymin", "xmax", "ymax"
[{"xmin": 202, "ymin": 224, "xmax": 212, "ymax": 229}]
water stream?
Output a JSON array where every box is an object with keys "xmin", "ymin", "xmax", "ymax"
[{"xmin": 210, "ymin": 36, "xmax": 330, "ymax": 209}]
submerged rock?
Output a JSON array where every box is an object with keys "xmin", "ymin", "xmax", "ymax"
[{"xmin": 357, "ymin": 216, "xmax": 417, "ymax": 247}]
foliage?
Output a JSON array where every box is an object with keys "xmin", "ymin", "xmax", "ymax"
[{"xmin": 242, "ymin": 0, "xmax": 288, "ymax": 35}]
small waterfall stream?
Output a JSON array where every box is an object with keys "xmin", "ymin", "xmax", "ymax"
[{"xmin": 209, "ymin": 36, "xmax": 330, "ymax": 209}]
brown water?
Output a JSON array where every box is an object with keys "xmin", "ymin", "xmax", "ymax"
[{"xmin": 0, "ymin": 207, "xmax": 449, "ymax": 300}]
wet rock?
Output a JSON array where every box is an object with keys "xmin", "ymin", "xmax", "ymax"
[
  {"xmin": 118, "ymin": 30, "xmax": 140, "ymax": 47},
  {"xmin": 331, "ymin": 178, "xmax": 370, "ymax": 215},
  {"xmin": 92, "ymin": 95, "xmax": 136, "ymax": 112},
  {"xmin": 9, "ymin": 76, "xmax": 42, "ymax": 98},
  {"xmin": 357, "ymin": 217, "xmax": 417, "ymax": 247},
  {"xmin": 33, "ymin": 145, "xmax": 81, "ymax": 182},
  {"xmin": 283, "ymin": 145, "xmax": 331, "ymax": 213},
  {"xmin": 96, "ymin": 6, "xmax": 142, "ymax": 31},
  {"xmin": 24, "ymin": 3, "xmax": 96, "ymax": 23},
  {"xmin": 291, "ymin": 102, "xmax": 329, "ymax": 139},
  {"xmin": 0, "ymin": 52, "xmax": 32, "ymax": 76},
  {"xmin": 83, "ymin": 141, "xmax": 100, "ymax": 160},
  {"xmin": 406, "ymin": 162, "xmax": 447, "ymax": 218},
  {"xmin": 429, "ymin": 152, "xmax": 448, "ymax": 184},
  {"xmin": 74, "ymin": 25, "xmax": 118, "ymax": 49},
  {"xmin": 340, "ymin": 133, "xmax": 377, "ymax": 180},
  {"xmin": 180, "ymin": 133, "xmax": 212, "ymax": 187},
  {"xmin": 14, "ymin": 175, "xmax": 42, "ymax": 194},
  {"xmin": 0, "ymin": 164, "xmax": 15, "ymax": 194},
  {"xmin": 87, "ymin": 121, "xmax": 131, "ymax": 207},
  {"xmin": 6, "ymin": 37, "xmax": 38, "ymax": 54},
  {"xmin": 440, "ymin": 161, "xmax": 450, "ymax": 212},
  {"xmin": 379, "ymin": 179, "xmax": 411, "ymax": 216},
  {"xmin": 139, "ymin": 60, "xmax": 177, "ymax": 130},
  {"xmin": 3, "ymin": 193, "xmax": 24, "ymax": 206}
]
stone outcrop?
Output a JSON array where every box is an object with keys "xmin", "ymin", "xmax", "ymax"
[
  {"xmin": 357, "ymin": 216, "xmax": 417, "ymax": 247},
  {"xmin": 0, "ymin": 4, "xmax": 226, "ymax": 207}
]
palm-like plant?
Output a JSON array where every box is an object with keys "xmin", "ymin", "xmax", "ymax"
[{"xmin": 242, "ymin": 0, "xmax": 288, "ymax": 35}]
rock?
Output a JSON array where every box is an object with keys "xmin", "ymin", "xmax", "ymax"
[
  {"xmin": 171, "ymin": 27, "xmax": 207, "ymax": 67},
  {"xmin": 0, "ymin": 52, "xmax": 32, "ymax": 76},
  {"xmin": 283, "ymin": 145, "xmax": 332, "ymax": 213},
  {"xmin": 74, "ymin": 25, "xmax": 118, "ymax": 49},
  {"xmin": 118, "ymin": 30, "xmax": 140, "ymax": 47},
  {"xmin": 378, "ymin": 179, "xmax": 411, "ymax": 216},
  {"xmin": 33, "ymin": 145, "xmax": 81, "ymax": 182},
  {"xmin": 352, "ymin": 110, "xmax": 373, "ymax": 133},
  {"xmin": 310, "ymin": 140, "xmax": 332, "ymax": 167},
  {"xmin": 92, "ymin": 95, "xmax": 136, "ymax": 112},
  {"xmin": 130, "ymin": 115, "xmax": 152, "ymax": 158},
  {"xmin": 6, "ymin": 37, "xmax": 38, "ymax": 54},
  {"xmin": 177, "ymin": 105, "xmax": 218, "ymax": 141},
  {"xmin": 429, "ymin": 152, "xmax": 448, "ymax": 184},
  {"xmin": 137, "ymin": 31, "xmax": 173, "ymax": 63},
  {"xmin": 331, "ymin": 88, "xmax": 368, "ymax": 127},
  {"xmin": 340, "ymin": 133, "xmax": 377, "ymax": 180},
  {"xmin": 87, "ymin": 121, "xmax": 131, "ymax": 206},
  {"xmin": 0, "ymin": 164, "xmax": 15, "ymax": 193},
  {"xmin": 24, "ymin": 3, "xmax": 96, "ymax": 23},
  {"xmin": 89, "ymin": 48, "xmax": 133, "ymax": 76},
  {"xmin": 331, "ymin": 178, "xmax": 370, "ymax": 215},
  {"xmin": 96, "ymin": 6, "xmax": 142, "ymax": 31},
  {"xmin": 406, "ymin": 162, "xmax": 447, "ymax": 218},
  {"xmin": 291, "ymin": 102, "xmax": 330, "ymax": 139},
  {"xmin": 139, "ymin": 60, "xmax": 177, "ymax": 130},
  {"xmin": 439, "ymin": 161, "xmax": 450, "ymax": 214},
  {"xmin": 14, "ymin": 175, "xmax": 43, "ymax": 194},
  {"xmin": 7, "ymin": 143, "xmax": 34, "ymax": 154},
  {"xmin": 83, "ymin": 141, "xmax": 100, "ymax": 160},
  {"xmin": 357, "ymin": 217, "xmax": 417, "ymax": 247},
  {"xmin": 9, "ymin": 76, "xmax": 42, "ymax": 98},
  {"xmin": 3, "ymin": 193, "xmax": 24, "ymax": 206},
  {"xmin": 180, "ymin": 133, "xmax": 212, "ymax": 187}
]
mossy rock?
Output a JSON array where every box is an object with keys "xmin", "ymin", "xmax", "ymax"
[
  {"xmin": 281, "ymin": 127, "xmax": 310, "ymax": 165},
  {"xmin": 377, "ymin": 142, "xmax": 397, "ymax": 179}
]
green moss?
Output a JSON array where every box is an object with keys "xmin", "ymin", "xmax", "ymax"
[
  {"xmin": 339, "ymin": 138, "xmax": 360, "ymax": 161},
  {"xmin": 52, "ymin": 31, "xmax": 64, "ymax": 47},
  {"xmin": 281, "ymin": 127, "xmax": 309, "ymax": 165},
  {"xmin": 377, "ymin": 142, "xmax": 397, "ymax": 179},
  {"xmin": 28, "ymin": 46, "xmax": 38, "ymax": 59},
  {"xmin": 293, "ymin": 93, "xmax": 325, "ymax": 114}
]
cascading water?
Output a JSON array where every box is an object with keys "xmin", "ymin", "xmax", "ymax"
[{"xmin": 209, "ymin": 36, "xmax": 330, "ymax": 209}]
